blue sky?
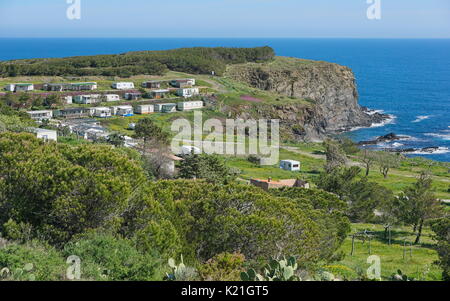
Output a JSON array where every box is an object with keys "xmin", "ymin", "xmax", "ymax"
[{"xmin": 0, "ymin": 0, "xmax": 449, "ymax": 38}]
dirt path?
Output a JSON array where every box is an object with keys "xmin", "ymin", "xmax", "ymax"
[{"xmin": 202, "ymin": 77, "xmax": 228, "ymax": 93}]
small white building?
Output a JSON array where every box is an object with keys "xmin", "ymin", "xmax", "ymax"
[
  {"xmin": 27, "ymin": 110, "xmax": 53, "ymax": 121},
  {"xmin": 180, "ymin": 146, "xmax": 202, "ymax": 156},
  {"xmin": 177, "ymin": 100, "xmax": 203, "ymax": 111},
  {"xmin": 280, "ymin": 160, "xmax": 301, "ymax": 172},
  {"xmin": 74, "ymin": 94, "xmax": 101, "ymax": 104},
  {"xmin": 135, "ymin": 104, "xmax": 154, "ymax": 114},
  {"xmin": 93, "ymin": 107, "xmax": 112, "ymax": 118},
  {"xmin": 4, "ymin": 83, "xmax": 34, "ymax": 92},
  {"xmin": 112, "ymin": 82, "xmax": 135, "ymax": 90},
  {"xmin": 111, "ymin": 105, "xmax": 134, "ymax": 117},
  {"xmin": 104, "ymin": 94, "xmax": 120, "ymax": 102},
  {"xmin": 32, "ymin": 128, "xmax": 58, "ymax": 142},
  {"xmin": 176, "ymin": 87, "xmax": 200, "ymax": 98}
]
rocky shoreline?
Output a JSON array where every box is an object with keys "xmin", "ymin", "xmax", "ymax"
[
  {"xmin": 358, "ymin": 133, "xmax": 448, "ymax": 154},
  {"xmin": 336, "ymin": 107, "xmax": 393, "ymax": 133}
]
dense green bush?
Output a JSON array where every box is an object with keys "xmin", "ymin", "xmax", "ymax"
[
  {"xmin": 199, "ymin": 252, "xmax": 245, "ymax": 281},
  {"xmin": 63, "ymin": 232, "xmax": 163, "ymax": 281},
  {"xmin": 129, "ymin": 180, "xmax": 350, "ymax": 263},
  {"xmin": 316, "ymin": 167, "xmax": 394, "ymax": 222},
  {"xmin": 178, "ymin": 154, "xmax": 238, "ymax": 184},
  {"xmin": 0, "ymin": 132, "xmax": 351, "ymax": 280},
  {"xmin": 431, "ymin": 217, "xmax": 450, "ymax": 281},
  {"xmin": 0, "ymin": 132, "xmax": 146, "ymax": 245},
  {"xmin": 0, "ymin": 241, "xmax": 65, "ymax": 281}
]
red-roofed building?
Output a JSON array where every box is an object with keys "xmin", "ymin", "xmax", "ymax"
[{"xmin": 250, "ymin": 178, "xmax": 310, "ymax": 191}]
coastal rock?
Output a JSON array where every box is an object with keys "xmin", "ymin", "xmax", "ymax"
[
  {"xmin": 358, "ymin": 133, "xmax": 408, "ymax": 146},
  {"xmin": 225, "ymin": 56, "xmax": 389, "ymax": 141}
]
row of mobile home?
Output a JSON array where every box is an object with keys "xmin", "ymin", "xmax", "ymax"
[
  {"xmin": 133, "ymin": 101, "xmax": 203, "ymax": 115},
  {"xmin": 43, "ymin": 82, "xmax": 98, "ymax": 92},
  {"xmin": 4, "ymin": 83, "xmax": 34, "ymax": 92},
  {"xmin": 27, "ymin": 101, "xmax": 203, "ymax": 121},
  {"xmin": 71, "ymin": 94, "xmax": 121, "ymax": 104}
]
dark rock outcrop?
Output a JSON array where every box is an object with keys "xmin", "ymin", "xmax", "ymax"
[{"xmin": 358, "ymin": 133, "xmax": 409, "ymax": 146}]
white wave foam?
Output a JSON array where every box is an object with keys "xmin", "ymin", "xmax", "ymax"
[
  {"xmin": 348, "ymin": 113, "xmax": 396, "ymax": 132},
  {"xmin": 412, "ymin": 115, "xmax": 431, "ymax": 123},
  {"xmin": 410, "ymin": 147, "xmax": 450, "ymax": 155},
  {"xmin": 424, "ymin": 133, "xmax": 450, "ymax": 141},
  {"xmin": 391, "ymin": 142, "xmax": 404, "ymax": 148},
  {"xmin": 370, "ymin": 114, "xmax": 397, "ymax": 128},
  {"xmin": 365, "ymin": 109, "xmax": 385, "ymax": 116}
]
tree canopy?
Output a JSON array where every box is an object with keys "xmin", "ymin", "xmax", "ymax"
[{"xmin": 0, "ymin": 47, "xmax": 275, "ymax": 77}]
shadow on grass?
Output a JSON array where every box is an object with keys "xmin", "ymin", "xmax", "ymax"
[
  {"xmin": 312, "ymin": 150, "xmax": 326, "ymax": 155},
  {"xmin": 352, "ymin": 229, "xmax": 436, "ymax": 249}
]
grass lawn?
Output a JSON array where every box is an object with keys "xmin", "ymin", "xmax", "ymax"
[
  {"xmin": 331, "ymin": 223, "xmax": 442, "ymax": 281},
  {"xmin": 226, "ymin": 148, "xmax": 322, "ymax": 182}
]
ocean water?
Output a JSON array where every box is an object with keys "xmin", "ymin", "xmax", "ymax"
[{"xmin": 0, "ymin": 38, "xmax": 449, "ymax": 161}]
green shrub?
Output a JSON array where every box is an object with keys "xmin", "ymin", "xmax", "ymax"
[
  {"xmin": 200, "ymin": 253, "xmax": 245, "ymax": 281},
  {"xmin": 0, "ymin": 241, "xmax": 65, "ymax": 281},
  {"xmin": 63, "ymin": 232, "xmax": 163, "ymax": 281}
]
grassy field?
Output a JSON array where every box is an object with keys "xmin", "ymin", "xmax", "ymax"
[
  {"xmin": 329, "ymin": 223, "xmax": 442, "ymax": 281},
  {"xmin": 214, "ymin": 76, "xmax": 311, "ymax": 106},
  {"xmin": 223, "ymin": 142, "xmax": 450, "ymax": 198}
]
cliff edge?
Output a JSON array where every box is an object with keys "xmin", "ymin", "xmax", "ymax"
[{"xmin": 224, "ymin": 57, "xmax": 386, "ymax": 141}]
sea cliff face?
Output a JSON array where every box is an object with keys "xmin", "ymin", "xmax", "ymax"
[{"xmin": 225, "ymin": 57, "xmax": 386, "ymax": 141}]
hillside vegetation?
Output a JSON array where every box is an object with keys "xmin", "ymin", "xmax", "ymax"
[{"xmin": 0, "ymin": 47, "xmax": 275, "ymax": 77}]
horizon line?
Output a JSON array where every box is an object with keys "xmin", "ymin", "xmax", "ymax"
[{"xmin": 1, "ymin": 37, "xmax": 450, "ymax": 40}]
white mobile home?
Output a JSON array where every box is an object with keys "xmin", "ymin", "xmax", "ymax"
[
  {"xmin": 73, "ymin": 94, "xmax": 101, "ymax": 104},
  {"xmin": 27, "ymin": 110, "xmax": 53, "ymax": 121},
  {"xmin": 142, "ymin": 81, "xmax": 161, "ymax": 89},
  {"xmin": 64, "ymin": 96, "xmax": 73, "ymax": 104},
  {"xmin": 112, "ymin": 82, "xmax": 135, "ymax": 90},
  {"xmin": 135, "ymin": 104, "xmax": 154, "ymax": 114},
  {"xmin": 176, "ymin": 87, "xmax": 200, "ymax": 98},
  {"xmin": 154, "ymin": 103, "xmax": 177, "ymax": 113},
  {"xmin": 93, "ymin": 107, "xmax": 112, "ymax": 118},
  {"xmin": 177, "ymin": 101, "xmax": 203, "ymax": 111},
  {"xmin": 279, "ymin": 160, "xmax": 301, "ymax": 172},
  {"xmin": 104, "ymin": 94, "xmax": 120, "ymax": 102},
  {"xmin": 32, "ymin": 128, "xmax": 58, "ymax": 142},
  {"xmin": 4, "ymin": 83, "xmax": 34, "ymax": 92},
  {"xmin": 170, "ymin": 79, "xmax": 196, "ymax": 88},
  {"xmin": 179, "ymin": 146, "xmax": 202, "ymax": 156},
  {"xmin": 111, "ymin": 105, "xmax": 134, "ymax": 117},
  {"xmin": 124, "ymin": 92, "xmax": 142, "ymax": 100}
]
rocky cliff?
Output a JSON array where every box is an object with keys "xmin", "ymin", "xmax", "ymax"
[{"xmin": 224, "ymin": 57, "xmax": 386, "ymax": 141}]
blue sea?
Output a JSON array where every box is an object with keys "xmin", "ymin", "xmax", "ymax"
[{"xmin": 0, "ymin": 38, "xmax": 449, "ymax": 161}]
